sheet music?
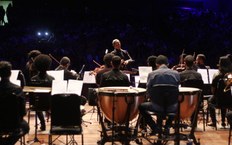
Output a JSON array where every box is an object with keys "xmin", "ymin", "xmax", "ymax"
[
  {"xmin": 134, "ymin": 75, "xmax": 140, "ymax": 88},
  {"xmin": 47, "ymin": 70, "xmax": 64, "ymax": 81},
  {"xmin": 197, "ymin": 69, "xmax": 209, "ymax": 84},
  {"xmin": 11, "ymin": 80, "xmax": 21, "ymax": 86},
  {"xmin": 231, "ymin": 86, "xmax": 232, "ymax": 96},
  {"xmin": 126, "ymin": 73, "xmax": 130, "ymax": 81},
  {"xmin": 51, "ymin": 80, "xmax": 67, "ymax": 95},
  {"xmin": 10, "ymin": 70, "xmax": 19, "ymax": 82},
  {"xmin": 83, "ymin": 71, "xmax": 96, "ymax": 84},
  {"xmin": 67, "ymin": 80, "xmax": 83, "ymax": 96},
  {"xmin": 51, "ymin": 80, "xmax": 83, "ymax": 96},
  {"xmin": 208, "ymin": 69, "xmax": 219, "ymax": 84},
  {"xmin": 138, "ymin": 66, "xmax": 152, "ymax": 83},
  {"xmin": 197, "ymin": 69, "xmax": 219, "ymax": 84}
]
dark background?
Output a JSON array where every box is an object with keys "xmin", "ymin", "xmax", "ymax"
[{"xmin": 0, "ymin": 0, "xmax": 232, "ymax": 71}]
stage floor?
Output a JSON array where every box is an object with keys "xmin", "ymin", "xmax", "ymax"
[{"xmin": 18, "ymin": 103, "xmax": 230, "ymax": 145}]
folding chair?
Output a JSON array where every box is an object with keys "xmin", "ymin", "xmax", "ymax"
[{"xmin": 48, "ymin": 93, "xmax": 84, "ymax": 145}]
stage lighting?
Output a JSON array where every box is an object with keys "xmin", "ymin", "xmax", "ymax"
[
  {"xmin": 37, "ymin": 32, "xmax": 41, "ymax": 36},
  {"xmin": 36, "ymin": 30, "xmax": 54, "ymax": 43}
]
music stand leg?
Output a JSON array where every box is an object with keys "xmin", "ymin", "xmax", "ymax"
[
  {"xmin": 85, "ymin": 106, "xmax": 98, "ymax": 120},
  {"xmin": 27, "ymin": 111, "xmax": 40, "ymax": 144}
]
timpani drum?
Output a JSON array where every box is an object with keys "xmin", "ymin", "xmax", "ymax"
[
  {"xmin": 96, "ymin": 87, "xmax": 146, "ymax": 124},
  {"xmin": 179, "ymin": 87, "xmax": 201, "ymax": 119}
]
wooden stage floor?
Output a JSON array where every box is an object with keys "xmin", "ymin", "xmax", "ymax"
[{"xmin": 16, "ymin": 104, "xmax": 230, "ymax": 145}]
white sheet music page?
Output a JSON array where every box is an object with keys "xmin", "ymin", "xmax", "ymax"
[
  {"xmin": 138, "ymin": 66, "xmax": 152, "ymax": 83},
  {"xmin": 126, "ymin": 73, "xmax": 130, "ymax": 81},
  {"xmin": 10, "ymin": 70, "xmax": 19, "ymax": 82},
  {"xmin": 47, "ymin": 70, "xmax": 64, "ymax": 81},
  {"xmin": 83, "ymin": 71, "xmax": 96, "ymax": 84},
  {"xmin": 11, "ymin": 80, "xmax": 21, "ymax": 86},
  {"xmin": 134, "ymin": 75, "xmax": 140, "ymax": 88},
  {"xmin": 208, "ymin": 69, "xmax": 219, "ymax": 84},
  {"xmin": 231, "ymin": 86, "xmax": 232, "ymax": 96},
  {"xmin": 51, "ymin": 80, "xmax": 67, "ymax": 95},
  {"xmin": 67, "ymin": 80, "xmax": 83, "ymax": 96},
  {"xmin": 197, "ymin": 69, "xmax": 209, "ymax": 84}
]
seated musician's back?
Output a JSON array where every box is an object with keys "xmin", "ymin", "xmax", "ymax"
[
  {"xmin": 0, "ymin": 61, "xmax": 29, "ymax": 145},
  {"xmin": 100, "ymin": 55, "xmax": 130, "ymax": 87},
  {"xmin": 30, "ymin": 54, "xmax": 54, "ymax": 131},
  {"xmin": 139, "ymin": 55, "xmax": 180, "ymax": 135},
  {"xmin": 208, "ymin": 55, "xmax": 232, "ymax": 128}
]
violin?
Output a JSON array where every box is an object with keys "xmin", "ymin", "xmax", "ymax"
[
  {"xmin": 173, "ymin": 64, "xmax": 186, "ymax": 72},
  {"xmin": 89, "ymin": 60, "xmax": 105, "ymax": 76},
  {"xmin": 172, "ymin": 49, "xmax": 186, "ymax": 72}
]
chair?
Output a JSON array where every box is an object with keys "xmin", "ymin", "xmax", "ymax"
[
  {"xmin": 181, "ymin": 79, "xmax": 205, "ymax": 131},
  {"xmin": 148, "ymin": 84, "xmax": 179, "ymax": 144},
  {"xmin": 48, "ymin": 93, "xmax": 84, "ymax": 145},
  {"xmin": 0, "ymin": 93, "xmax": 26, "ymax": 145}
]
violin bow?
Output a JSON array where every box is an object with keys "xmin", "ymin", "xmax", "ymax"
[
  {"xmin": 93, "ymin": 60, "xmax": 102, "ymax": 67},
  {"xmin": 179, "ymin": 49, "xmax": 185, "ymax": 66},
  {"xmin": 49, "ymin": 54, "xmax": 60, "ymax": 65}
]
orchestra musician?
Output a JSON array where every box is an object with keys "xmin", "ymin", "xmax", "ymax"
[
  {"xmin": 147, "ymin": 55, "xmax": 158, "ymax": 71},
  {"xmin": 100, "ymin": 55, "xmax": 130, "ymax": 87},
  {"xmin": 138, "ymin": 55, "xmax": 180, "ymax": 135},
  {"xmin": 0, "ymin": 61, "xmax": 29, "ymax": 144},
  {"xmin": 99, "ymin": 55, "xmax": 131, "ymax": 127},
  {"xmin": 30, "ymin": 54, "xmax": 55, "ymax": 131},
  {"xmin": 138, "ymin": 55, "xmax": 157, "ymax": 89},
  {"xmin": 95, "ymin": 53, "xmax": 114, "ymax": 86},
  {"xmin": 208, "ymin": 55, "xmax": 232, "ymax": 128},
  {"xmin": 172, "ymin": 52, "xmax": 187, "ymax": 72},
  {"xmin": 195, "ymin": 54, "xmax": 210, "ymax": 69},
  {"xmin": 180, "ymin": 55, "xmax": 202, "ymax": 81},
  {"xmin": 53, "ymin": 56, "xmax": 87, "ymax": 106},
  {"xmin": 179, "ymin": 55, "xmax": 203, "ymax": 124},
  {"xmin": 55, "ymin": 56, "xmax": 80, "ymax": 80},
  {"xmin": 110, "ymin": 39, "xmax": 134, "ymax": 70},
  {"xmin": 23, "ymin": 50, "xmax": 41, "ymax": 85}
]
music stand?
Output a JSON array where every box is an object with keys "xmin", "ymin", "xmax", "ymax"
[
  {"xmin": 26, "ymin": 88, "xmax": 51, "ymax": 144},
  {"xmin": 81, "ymin": 71, "xmax": 97, "ymax": 119},
  {"xmin": 85, "ymin": 88, "xmax": 98, "ymax": 120}
]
